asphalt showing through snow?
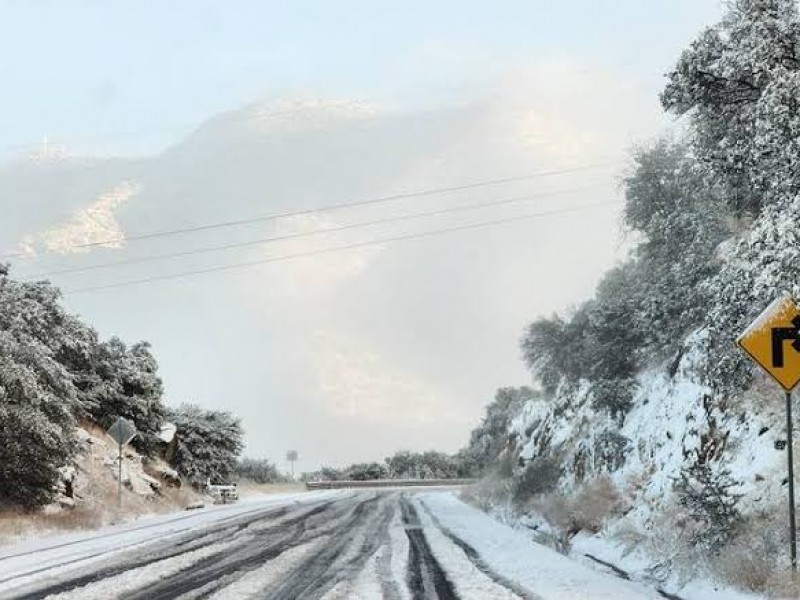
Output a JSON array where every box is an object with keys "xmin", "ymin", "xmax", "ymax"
[{"xmin": 0, "ymin": 491, "xmax": 526, "ymax": 600}]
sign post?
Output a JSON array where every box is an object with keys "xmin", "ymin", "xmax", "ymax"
[
  {"xmin": 737, "ymin": 296, "xmax": 800, "ymax": 571},
  {"xmin": 106, "ymin": 417, "xmax": 137, "ymax": 510},
  {"xmin": 286, "ymin": 450, "xmax": 298, "ymax": 479}
]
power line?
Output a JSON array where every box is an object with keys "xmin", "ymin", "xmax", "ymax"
[
  {"xmin": 28, "ymin": 184, "xmax": 603, "ymax": 278},
  {"xmin": 4, "ymin": 161, "xmax": 620, "ymax": 260},
  {"xmin": 63, "ymin": 200, "xmax": 622, "ymax": 295}
]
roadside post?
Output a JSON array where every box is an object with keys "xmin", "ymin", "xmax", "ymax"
[
  {"xmin": 737, "ymin": 296, "xmax": 800, "ymax": 572},
  {"xmin": 286, "ymin": 450, "xmax": 298, "ymax": 479},
  {"xmin": 106, "ymin": 417, "xmax": 138, "ymax": 510}
]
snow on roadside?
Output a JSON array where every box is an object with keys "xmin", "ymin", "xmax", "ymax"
[
  {"xmin": 570, "ymin": 533, "xmax": 762, "ymax": 600},
  {"xmin": 413, "ymin": 496, "xmax": 520, "ymax": 599},
  {"xmin": 420, "ymin": 491, "xmax": 660, "ymax": 600}
]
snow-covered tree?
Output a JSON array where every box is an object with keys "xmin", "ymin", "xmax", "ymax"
[
  {"xmin": 703, "ymin": 196, "xmax": 800, "ymax": 395},
  {"xmin": 622, "ymin": 140, "xmax": 727, "ymax": 358},
  {"xmin": 0, "ymin": 268, "xmax": 78, "ymax": 508},
  {"xmin": 168, "ymin": 403, "xmax": 243, "ymax": 487},
  {"xmin": 73, "ymin": 337, "xmax": 166, "ymax": 456},
  {"xmin": 236, "ymin": 457, "xmax": 285, "ymax": 484},
  {"xmin": 463, "ymin": 387, "xmax": 538, "ymax": 473},
  {"xmin": 662, "ymin": 0, "xmax": 800, "ymax": 216}
]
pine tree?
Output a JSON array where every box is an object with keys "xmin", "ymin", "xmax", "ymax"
[{"xmin": 675, "ymin": 462, "xmax": 742, "ymax": 553}]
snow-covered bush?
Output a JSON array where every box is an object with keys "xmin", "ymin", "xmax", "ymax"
[
  {"xmin": 346, "ymin": 462, "xmax": 388, "ymax": 481},
  {"xmin": 590, "ymin": 380, "xmax": 636, "ymax": 423},
  {"xmin": 236, "ymin": 458, "xmax": 286, "ymax": 484},
  {"xmin": 568, "ymin": 476, "xmax": 623, "ymax": 534},
  {"xmin": 712, "ymin": 512, "xmax": 786, "ymax": 593},
  {"xmin": 674, "ymin": 462, "xmax": 742, "ymax": 554},
  {"xmin": 592, "ymin": 430, "xmax": 631, "ymax": 473},
  {"xmin": 168, "ymin": 404, "xmax": 243, "ymax": 487},
  {"xmin": 386, "ymin": 450, "xmax": 461, "ymax": 479},
  {"xmin": 513, "ymin": 457, "xmax": 562, "ymax": 504}
]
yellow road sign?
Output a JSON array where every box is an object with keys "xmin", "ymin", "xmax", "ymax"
[{"xmin": 737, "ymin": 296, "xmax": 800, "ymax": 392}]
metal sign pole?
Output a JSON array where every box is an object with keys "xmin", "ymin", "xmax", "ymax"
[
  {"xmin": 737, "ymin": 296, "xmax": 800, "ymax": 573},
  {"xmin": 118, "ymin": 442, "xmax": 123, "ymax": 510},
  {"xmin": 788, "ymin": 391, "xmax": 797, "ymax": 572}
]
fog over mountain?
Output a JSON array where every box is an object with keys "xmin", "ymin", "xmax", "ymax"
[{"xmin": 3, "ymin": 67, "xmax": 662, "ymax": 469}]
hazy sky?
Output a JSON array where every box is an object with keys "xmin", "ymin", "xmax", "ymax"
[
  {"xmin": 1, "ymin": 1, "xmax": 720, "ymax": 155},
  {"xmin": 1, "ymin": 2, "xmax": 722, "ymax": 471}
]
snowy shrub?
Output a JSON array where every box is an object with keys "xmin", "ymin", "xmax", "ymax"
[
  {"xmin": 345, "ymin": 462, "xmax": 388, "ymax": 481},
  {"xmin": 712, "ymin": 513, "xmax": 785, "ymax": 593},
  {"xmin": 236, "ymin": 458, "xmax": 285, "ymax": 484},
  {"xmin": 168, "ymin": 404, "xmax": 243, "ymax": 487},
  {"xmin": 567, "ymin": 476, "xmax": 623, "ymax": 534},
  {"xmin": 674, "ymin": 462, "xmax": 742, "ymax": 554},
  {"xmin": 593, "ymin": 431, "xmax": 631, "ymax": 473},
  {"xmin": 384, "ymin": 450, "xmax": 461, "ymax": 479},
  {"xmin": 460, "ymin": 475, "xmax": 513, "ymax": 511},
  {"xmin": 513, "ymin": 457, "xmax": 562, "ymax": 504},
  {"xmin": 529, "ymin": 477, "xmax": 623, "ymax": 539},
  {"xmin": 590, "ymin": 380, "xmax": 636, "ymax": 423}
]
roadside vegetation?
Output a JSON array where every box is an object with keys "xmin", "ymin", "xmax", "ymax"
[
  {"xmin": 0, "ymin": 265, "xmax": 248, "ymax": 512},
  {"xmin": 304, "ymin": 449, "xmax": 475, "ymax": 482},
  {"xmin": 457, "ymin": 1, "xmax": 800, "ymax": 596}
]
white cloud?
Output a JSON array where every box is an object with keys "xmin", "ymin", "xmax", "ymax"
[{"xmin": 311, "ymin": 329, "xmax": 468, "ymax": 427}]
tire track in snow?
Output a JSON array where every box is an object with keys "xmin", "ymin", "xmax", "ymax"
[
  {"xmin": 257, "ymin": 494, "xmax": 390, "ymax": 599},
  {"xmin": 400, "ymin": 497, "xmax": 459, "ymax": 600},
  {"xmin": 416, "ymin": 498, "xmax": 539, "ymax": 600},
  {"xmin": 124, "ymin": 498, "xmax": 349, "ymax": 599},
  {"xmin": 7, "ymin": 500, "xmax": 336, "ymax": 599},
  {"xmin": 2, "ymin": 503, "xmax": 296, "ymax": 597}
]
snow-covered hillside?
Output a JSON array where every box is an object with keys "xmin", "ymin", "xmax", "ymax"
[
  {"xmin": 511, "ymin": 332, "xmax": 788, "ymax": 529},
  {"xmin": 0, "ymin": 423, "xmax": 195, "ymax": 546}
]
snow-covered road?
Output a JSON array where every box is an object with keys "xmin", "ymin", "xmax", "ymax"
[{"xmin": 0, "ymin": 490, "xmax": 659, "ymax": 599}]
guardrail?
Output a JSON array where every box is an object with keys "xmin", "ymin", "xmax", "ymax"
[{"xmin": 305, "ymin": 478, "xmax": 477, "ymax": 490}]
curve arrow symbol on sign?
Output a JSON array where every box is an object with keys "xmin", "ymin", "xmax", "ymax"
[{"xmin": 771, "ymin": 315, "xmax": 800, "ymax": 368}]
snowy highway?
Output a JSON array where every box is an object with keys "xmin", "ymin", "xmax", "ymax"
[{"xmin": 0, "ymin": 490, "xmax": 659, "ymax": 600}]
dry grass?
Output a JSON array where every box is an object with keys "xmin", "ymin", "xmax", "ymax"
[
  {"xmin": 0, "ymin": 507, "xmax": 105, "ymax": 543},
  {"xmin": 460, "ymin": 476, "xmax": 515, "ymax": 511},
  {"xmin": 708, "ymin": 510, "xmax": 795, "ymax": 597},
  {"xmin": 569, "ymin": 476, "xmax": 623, "ymax": 533},
  {"xmin": 765, "ymin": 572, "xmax": 800, "ymax": 599},
  {"xmin": 527, "ymin": 476, "xmax": 623, "ymax": 536}
]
